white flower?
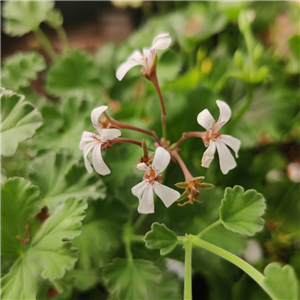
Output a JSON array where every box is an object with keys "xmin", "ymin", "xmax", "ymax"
[
  {"xmin": 79, "ymin": 106, "xmax": 121, "ymax": 175},
  {"xmin": 197, "ymin": 100, "xmax": 241, "ymax": 174},
  {"xmin": 132, "ymin": 147, "xmax": 180, "ymax": 214},
  {"xmin": 116, "ymin": 33, "xmax": 171, "ymax": 81}
]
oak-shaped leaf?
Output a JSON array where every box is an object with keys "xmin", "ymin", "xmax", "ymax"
[
  {"xmin": 0, "ymin": 88, "xmax": 43, "ymax": 156},
  {"xmin": 1, "ymin": 198, "xmax": 87, "ymax": 299},
  {"xmin": 1, "ymin": 51, "xmax": 46, "ymax": 91},
  {"xmin": 219, "ymin": 186, "xmax": 266, "ymax": 236},
  {"xmin": 2, "ymin": 1, "xmax": 54, "ymax": 36},
  {"xmin": 1, "ymin": 178, "xmax": 44, "ymax": 259},
  {"xmin": 103, "ymin": 258, "xmax": 161, "ymax": 300},
  {"xmin": 262, "ymin": 263, "xmax": 298, "ymax": 300},
  {"xmin": 144, "ymin": 222, "xmax": 178, "ymax": 255},
  {"xmin": 46, "ymin": 49, "xmax": 101, "ymax": 96},
  {"xmin": 28, "ymin": 151, "xmax": 106, "ymax": 213}
]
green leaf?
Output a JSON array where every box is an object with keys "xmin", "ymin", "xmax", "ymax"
[
  {"xmin": 1, "ymin": 197, "xmax": 87, "ymax": 300},
  {"xmin": 1, "ymin": 51, "xmax": 46, "ymax": 91},
  {"xmin": 2, "ymin": 0, "xmax": 54, "ymax": 36},
  {"xmin": 219, "ymin": 186, "xmax": 266, "ymax": 236},
  {"xmin": 103, "ymin": 258, "xmax": 161, "ymax": 300},
  {"xmin": 32, "ymin": 96, "xmax": 92, "ymax": 157},
  {"xmin": 263, "ymin": 263, "xmax": 298, "ymax": 300},
  {"xmin": 1, "ymin": 177, "xmax": 43, "ymax": 258},
  {"xmin": 0, "ymin": 88, "xmax": 43, "ymax": 156},
  {"xmin": 28, "ymin": 151, "xmax": 106, "ymax": 213},
  {"xmin": 46, "ymin": 50, "xmax": 101, "ymax": 96},
  {"xmin": 46, "ymin": 8, "xmax": 63, "ymax": 29},
  {"xmin": 144, "ymin": 223, "xmax": 178, "ymax": 255}
]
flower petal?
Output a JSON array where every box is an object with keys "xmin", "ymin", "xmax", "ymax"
[
  {"xmin": 127, "ymin": 49, "xmax": 143, "ymax": 61},
  {"xmin": 100, "ymin": 128, "xmax": 121, "ymax": 141},
  {"xmin": 138, "ymin": 184, "xmax": 155, "ymax": 214},
  {"xmin": 79, "ymin": 131, "xmax": 94, "ymax": 150},
  {"xmin": 220, "ymin": 134, "xmax": 241, "ymax": 158},
  {"xmin": 83, "ymin": 141, "xmax": 97, "ymax": 173},
  {"xmin": 152, "ymin": 147, "xmax": 170, "ymax": 175},
  {"xmin": 197, "ymin": 109, "xmax": 215, "ymax": 130},
  {"xmin": 92, "ymin": 143, "xmax": 110, "ymax": 175},
  {"xmin": 132, "ymin": 180, "xmax": 148, "ymax": 197},
  {"xmin": 216, "ymin": 100, "xmax": 231, "ymax": 127},
  {"xmin": 116, "ymin": 59, "xmax": 143, "ymax": 81},
  {"xmin": 91, "ymin": 106, "xmax": 108, "ymax": 133},
  {"xmin": 151, "ymin": 33, "xmax": 171, "ymax": 50},
  {"xmin": 215, "ymin": 140, "xmax": 237, "ymax": 174},
  {"xmin": 153, "ymin": 182, "xmax": 180, "ymax": 207},
  {"xmin": 137, "ymin": 163, "xmax": 148, "ymax": 172},
  {"xmin": 201, "ymin": 141, "xmax": 216, "ymax": 168}
]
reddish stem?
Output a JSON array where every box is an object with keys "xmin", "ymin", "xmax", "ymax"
[
  {"xmin": 105, "ymin": 114, "xmax": 160, "ymax": 144},
  {"xmin": 111, "ymin": 137, "xmax": 142, "ymax": 148},
  {"xmin": 172, "ymin": 150, "xmax": 193, "ymax": 182},
  {"xmin": 173, "ymin": 131, "xmax": 206, "ymax": 148},
  {"xmin": 150, "ymin": 72, "xmax": 166, "ymax": 116}
]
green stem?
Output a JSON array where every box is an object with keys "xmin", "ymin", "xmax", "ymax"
[
  {"xmin": 230, "ymin": 87, "xmax": 253, "ymax": 128},
  {"xmin": 123, "ymin": 223, "xmax": 133, "ymax": 261},
  {"xmin": 184, "ymin": 238, "xmax": 193, "ymax": 300},
  {"xmin": 34, "ymin": 28, "xmax": 58, "ymax": 61},
  {"xmin": 56, "ymin": 26, "xmax": 69, "ymax": 50},
  {"xmin": 190, "ymin": 236, "xmax": 277, "ymax": 299},
  {"xmin": 131, "ymin": 235, "xmax": 145, "ymax": 243},
  {"xmin": 132, "ymin": 214, "xmax": 147, "ymax": 232},
  {"xmin": 197, "ymin": 219, "xmax": 222, "ymax": 238}
]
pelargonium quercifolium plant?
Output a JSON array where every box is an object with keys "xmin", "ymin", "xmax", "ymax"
[{"xmin": 1, "ymin": 2, "xmax": 299, "ymax": 298}]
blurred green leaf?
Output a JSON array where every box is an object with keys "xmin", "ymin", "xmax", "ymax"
[
  {"xmin": 28, "ymin": 151, "xmax": 106, "ymax": 213},
  {"xmin": 1, "ymin": 51, "xmax": 46, "ymax": 91},
  {"xmin": 219, "ymin": 186, "xmax": 266, "ymax": 236},
  {"xmin": 263, "ymin": 263, "xmax": 298, "ymax": 300},
  {"xmin": 2, "ymin": 0, "xmax": 54, "ymax": 36},
  {"xmin": 46, "ymin": 50, "xmax": 101, "ymax": 97},
  {"xmin": 46, "ymin": 8, "xmax": 63, "ymax": 29},
  {"xmin": 1, "ymin": 197, "xmax": 87, "ymax": 299},
  {"xmin": 103, "ymin": 258, "xmax": 161, "ymax": 300},
  {"xmin": 0, "ymin": 88, "xmax": 43, "ymax": 157},
  {"xmin": 144, "ymin": 222, "xmax": 178, "ymax": 255}
]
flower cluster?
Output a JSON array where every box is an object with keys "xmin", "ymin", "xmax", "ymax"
[{"xmin": 79, "ymin": 33, "xmax": 241, "ymax": 214}]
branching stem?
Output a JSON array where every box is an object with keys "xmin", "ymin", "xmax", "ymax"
[{"xmin": 197, "ymin": 219, "xmax": 222, "ymax": 238}]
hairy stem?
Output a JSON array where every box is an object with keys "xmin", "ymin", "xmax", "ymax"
[
  {"xmin": 172, "ymin": 151, "xmax": 193, "ymax": 182},
  {"xmin": 197, "ymin": 219, "xmax": 222, "ymax": 238},
  {"xmin": 34, "ymin": 28, "xmax": 58, "ymax": 61},
  {"xmin": 184, "ymin": 238, "xmax": 193, "ymax": 300}
]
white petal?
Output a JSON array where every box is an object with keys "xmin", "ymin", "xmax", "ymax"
[
  {"xmin": 197, "ymin": 109, "xmax": 215, "ymax": 130},
  {"xmin": 151, "ymin": 33, "xmax": 171, "ymax": 50},
  {"xmin": 138, "ymin": 185, "xmax": 154, "ymax": 214},
  {"xmin": 201, "ymin": 141, "xmax": 216, "ymax": 168},
  {"xmin": 100, "ymin": 128, "xmax": 121, "ymax": 141},
  {"xmin": 127, "ymin": 49, "xmax": 143, "ymax": 61},
  {"xmin": 153, "ymin": 182, "xmax": 180, "ymax": 207},
  {"xmin": 83, "ymin": 142, "xmax": 97, "ymax": 173},
  {"xmin": 216, "ymin": 100, "xmax": 231, "ymax": 127},
  {"xmin": 152, "ymin": 147, "xmax": 170, "ymax": 175},
  {"xmin": 132, "ymin": 180, "xmax": 148, "ymax": 197},
  {"xmin": 91, "ymin": 106, "xmax": 108, "ymax": 132},
  {"xmin": 116, "ymin": 60, "xmax": 143, "ymax": 81},
  {"xmin": 215, "ymin": 140, "xmax": 237, "ymax": 174},
  {"xmin": 79, "ymin": 131, "xmax": 94, "ymax": 150},
  {"xmin": 220, "ymin": 135, "xmax": 241, "ymax": 158},
  {"xmin": 137, "ymin": 163, "xmax": 148, "ymax": 172},
  {"xmin": 92, "ymin": 143, "xmax": 110, "ymax": 175}
]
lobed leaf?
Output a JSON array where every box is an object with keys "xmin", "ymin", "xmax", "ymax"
[
  {"xmin": 1, "ymin": 177, "xmax": 43, "ymax": 258},
  {"xmin": 103, "ymin": 258, "xmax": 161, "ymax": 300},
  {"xmin": 144, "ymin": 222, "xmax": 178, "ymax": 255},
  {"xmin": 263, "ymin": 263, "xmax": 298, "ymax": 300},
  {"xmin": 0, "ymin": 88, "xmax": 43, "ymax": 156},
  {"xmin": 2, "ymin": 1, "xmax": 54, "ymax": 36},
  {"xmin": 219, "ymin": 186, "xmax": 266, "ymax": 236},
  {"xmin": 1, "ymin": 197, "xmax": 87, "ymax": 300},
  {"xmin": 28, "ymin": 151, "xmax": 106, "ymax": 213}
]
